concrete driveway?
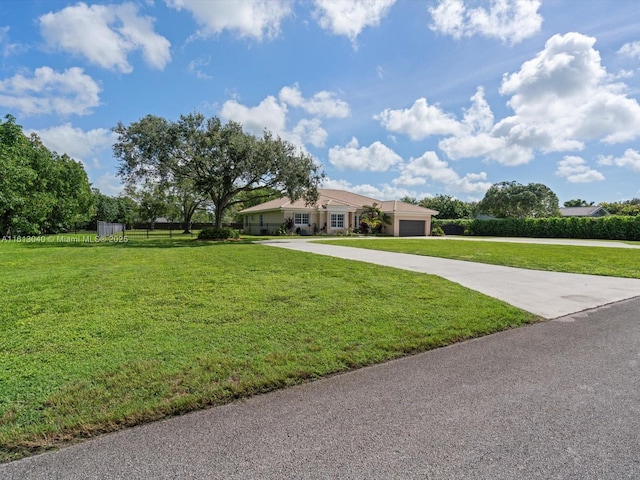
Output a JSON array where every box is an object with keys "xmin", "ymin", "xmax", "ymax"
[{"xmin": 261, "ymin": 238, "xmax": 640, "ymax": 319}]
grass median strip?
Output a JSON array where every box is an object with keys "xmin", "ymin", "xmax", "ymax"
[
  {"xmin": 0, "ymin": 238, "xmax": 537, "ymax": 462},
  {"xmin": 317, "ymin": 238, "xmax": 640, "ymax": 279}
]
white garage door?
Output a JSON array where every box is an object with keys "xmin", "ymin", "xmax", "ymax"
[{"xmin": 399, "ymin": 220, "xmax": 425, "ymax": 237}]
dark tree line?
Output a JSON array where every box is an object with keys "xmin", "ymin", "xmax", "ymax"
[{"xmin": 0, "ymin": 115, "xmax": 93, "ymax": 236}]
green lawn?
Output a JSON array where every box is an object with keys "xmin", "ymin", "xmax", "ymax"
[
  {"xmin": 318, "ymin": 238, "xmax": 640, "ymax": 278},
  {"xmin": 0, "ymin": 237, "xmax": 537, "ymax": 462}
]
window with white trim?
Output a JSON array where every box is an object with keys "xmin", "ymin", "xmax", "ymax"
[
  {"xmin": 294, "ymin": 213, "xmax": 309, "ymax": 225},
  {"xmin": 354, "ymin": 214, "xmax": 361, "ymax": 227},
  {"xmin": 330, "ymin": 213, "xmax": 344, "ymax": 229}
]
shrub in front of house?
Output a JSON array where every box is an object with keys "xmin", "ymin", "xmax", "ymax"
[
  {"xmin": 198, "ymin": 227, "xmax": 239, "ymax": 240},
  {"xmin": 431, "ymin": 225, "xmax": 445, "ymax": 236}
]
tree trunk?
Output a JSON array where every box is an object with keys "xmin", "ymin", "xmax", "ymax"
[
  {"xmin": 181, "ymin": 199, "xmax": 199, "ymax": 233},
  {"xmin": 213, "ymin": 203, "xmax": 224, "ymax": 229}
]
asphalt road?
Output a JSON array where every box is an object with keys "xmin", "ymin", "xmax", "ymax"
[{"xmin": 2, "ymin": 297, "xmax": 639, "ymax": 479}]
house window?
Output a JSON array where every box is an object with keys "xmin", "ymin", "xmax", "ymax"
[
  {"xmin": 259, "ymin": 215, "xmax": 264, "ymax": 227},
  {"xmin": 354, "ymin": 214, "xmax": 361, "ymax": 228},
  {"xmin": 330, "ymin": 213, "xmax": 345, "ymax": 229},
  {"xmin": 294, "ymin": 213, "xmax": 309, "ymax": 225}
]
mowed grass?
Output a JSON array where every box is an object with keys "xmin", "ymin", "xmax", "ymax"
[
  {"xmin": 0, "ymin": 238, "xmax": 537, "ymax": 462},
  {"xmin": 319, "ymin": 238, "xmax": 640, "ymax": 278}
]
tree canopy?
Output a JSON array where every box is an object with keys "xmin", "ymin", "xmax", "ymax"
[
  {"xmin": 419, "ymin": 194, "xmax": 473, "ymax": 219},
  {"xmin": 563, "ymin": 199, "xmax": 594, "ymax": 207},
  {"xmin": 0, "ymin": 114, "xmax": 93, "ymax": 236},
  {"xmin": 113, "ymin": 113, "xmax": 324, "ymax": 228},
  {"xmin": 599, "ymin": 198, "xmax": 640, "ymax": 216},
  {"xmin": 477, "ymin": 181, "xmax": 560, "ymax": 218}
]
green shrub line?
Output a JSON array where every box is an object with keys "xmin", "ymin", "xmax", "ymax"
[
  {"xmin": 198, "ymin": 227, "xmax": 239, "ymax": 240},
  {"xmin": 432, "ymin": 216, "xmax": 640, "ymax": 241}
]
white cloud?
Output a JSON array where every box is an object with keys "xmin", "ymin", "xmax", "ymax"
[
  {"xmin": 313, "ymin": 0, "xmax": 397, "ymax": 46},
  {"xmin": 188, "ymin": 57, "xmax": 212, "ymax": 80},
  {"xmin": 94, "ymin": 173, "xmax": 123, "ymax": 196},
  {"xmin": 437, "ymin": 87, "xmax": 537, "ymax": 165},
  {"xmin": 555, "ymin": 156, "xmax": 605, "ymax": 183},
  {"xmin": 0, "ymin": 66, "xmax": 101, "ymax": 116},
  {"xmin": 220, "ymin": 95, "xmax": 288, "ymax": 138},
  {"xmin": 375, "ymin": 98, "xmax": 464, "ymax": 140},
  {"xmin": 29, "ymin": 123, "xmax": 116, "ymax": 168},
  {"xmin": 497, "ymin": 33, "xmax": 640, "ymax": 149},
  {"xmin": 618, "ymin": 41, "xmax": 640, "ymax": 60},
  {"xmin": 429, "ymin": 0, "xmax": 542, "ymax": 44},
  {"xmin": 462, "ymin": 87, "xmax": 494, "ymax": 133},
  {"xmin": 429, "ymin": 0, "xmax": 466, "ymax": 39},
  {"xmin": 279, "ymin": 84, "xmax": 350, "ymax": 118},
  {"xmin": 0, "ymin": 26, "xmax": 26, "ymax": 57},
  {"xmin": 292, "ymin": 118, "xmax": 328, "ymax": 147},
  {"xmin": 165, "ymin": 0, "xmax": 293, "ymax": 41},
  {"xmin": 220, "ymin": 86, "xmax": 346, "ymax": 150},
  {"xmin": 435, "ymin": 32, "xmax": 640, "ymax": 166},
  {"xmin": 328, "ymin": 137, "xmax": 402, "ymax": 172},
  {"xmin": 321, "ymin": 177, "xmax": 422, "ymax": 201},
  {"xmin": 39, "ymin": 2, "xmax": 171, "ymax": 73},
  {"xmin": 393, "ymin": 151, "xmax": 492, "ymax": 194},
  {"xmin": 598, "ymin": 149, "xmax": 640, "ymax": 173}
]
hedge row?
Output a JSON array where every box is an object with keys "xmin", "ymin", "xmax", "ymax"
[
  {"xmin": 433, "ymin": 216, "xmax": 640, "ymax": 241},
  {"xmin": 198, "ymin": 227, "xmax": 239, "ymax": 240}
]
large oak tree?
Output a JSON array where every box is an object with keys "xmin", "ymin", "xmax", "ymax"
[{"xmin": 113, "ymin": 113, "xmax": 324, "ymax": 229}]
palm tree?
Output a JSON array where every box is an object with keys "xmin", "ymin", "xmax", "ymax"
[{"xmin": 360, "ymin": 203, "xmax": 391, "ymax": 234}]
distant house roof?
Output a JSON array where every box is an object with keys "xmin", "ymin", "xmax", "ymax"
[
  {"xmin": 239, "ymin": 189, "xmax": 438, "ymax": 216},
  {"xmin": 559, "ymin": 206, "xmax": 610, "ymax": 217}
]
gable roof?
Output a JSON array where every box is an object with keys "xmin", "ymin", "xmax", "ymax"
[
  {"xmin": 559, "ymin": 206, "xmax": 610, "ymax": 217},
  {"xmin": 239, "ymin": 189, "xmax": 438, "ymax": 215}
]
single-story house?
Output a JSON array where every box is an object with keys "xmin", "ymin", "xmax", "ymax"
[
  {"xmin": 239, "ymin": 189, "xmax": 439, "ymax": 237},
  {"xmin": 559, "ymin": 206, "xmax": 610, "ymax": 218}
]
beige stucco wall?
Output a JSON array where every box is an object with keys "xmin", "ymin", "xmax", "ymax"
[
  {"xmin": 282, "ymin": 210, "xmax": 321, "ymax": 235},
  {"xmin": 243, "ymin": 211, "xmax": 285, "ymax": 235},
  {"xmin": 242, "ymin": 208, "xmax": 433, "ymax": 236}
]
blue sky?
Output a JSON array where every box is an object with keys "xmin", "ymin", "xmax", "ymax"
[{"xmin": 2, "ymin": 0, "xmax": 640, "ymax": 205}]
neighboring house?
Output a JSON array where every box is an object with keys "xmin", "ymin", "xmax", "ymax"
[
  {"xmin": 239, "ymin": 189, "xmax": 439, "ymax": 237},
  {"xmin": 559, "ymin": 206, "xmax": 610, "ymax": 218}
]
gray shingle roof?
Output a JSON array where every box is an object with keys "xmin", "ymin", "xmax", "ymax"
[{"xmin": 559, "ymin": 206, "xmax": 610, "ymax": 217}]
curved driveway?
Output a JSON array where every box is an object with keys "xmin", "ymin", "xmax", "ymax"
[
  {"xmin": 2, "ymin": 237, "xmax": 640, "ymax": 479},
  {"xmin": 262, "ymin": 238, "xmax": 640, "ymax": 319}
]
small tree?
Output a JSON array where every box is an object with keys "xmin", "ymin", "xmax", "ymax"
[
  {"xmin": 419, "ymin": 194, "xmax": 472, "ymax": 219},
  {"xmin": 360, "ymin": 203, "xmax": 391, "ymax": 234}
]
